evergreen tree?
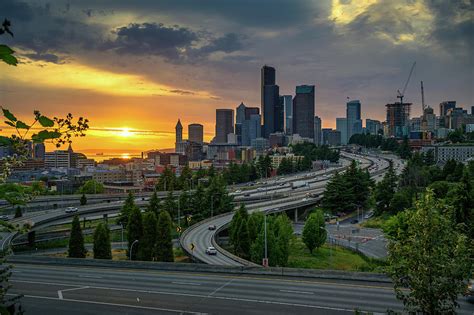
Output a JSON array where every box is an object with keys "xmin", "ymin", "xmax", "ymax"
[
  {"xmin": 273, "ymin": 214, "xmax": 293, "ymax": 266},
  {"xmin": 229, "ymin": 204, "xmax": 249, "ymax": 254},
  {"xmin": 147, "ymin": 191, "xmax": 160, "ymax": 216},
  {"xmin": 93, "ymin": 222, "xmax": 111, "ymax": 259},
  {"xmin": 155, "ymin": 210, "xmax": 174, "ymax": 262},
  {"xmin": 374, "ymin": 161, "xmax": 398, "ymax": 215},
  {"xmin": 250, "ymin": 216, "xmax": 276, "ymax": 266},
  {"xmin": 178, "ymin": 187, "xmax": 191, "ymax": 226},
  {"xmin": 127, "ymin": 206, "xmax": 143, "ymax": 260},
  {"xmin": 138, "ymin": 212, "xmax": 158, "ymax": 261},
  {"xmin": 387, "ymin": 190, "xmax": 472, "ymax": 314},
  {"xmin": 191, "ymin": 184, "xmax": 206, "ymax": 221},
  {"xmin": 302, "ymin": 210, "xmax": 326, "ymax": 254},
  {"xmin": 118, "ymin": 192, "xmax": 135, "ymax": 227},
  {"xmin": 162, "ymin": 190, "xmax": 176, "ymax": 220},
  {"xmin": 398, "ymin": 137, "xmax": 412, "ymax": 159},
  {"xmin": 247, "ymin": 212, "xmax": 264, "ymax": 242},
  {"xmin": 80, "ymin": 193, "xmax": 87, "ymax": 206},
  {"xmin": 156, "ymin": 166, "xmax": 176, "ymax": 191},
  {"xmin": 14, "ymin": 206, "xmax": 22, "ymax": 218},
  {"xmin": 68, "ymin": 215, "xmax": 87, "ymax": 258},
  {"xmin": 235, "ymin": 218, "xmax": 251, "ymax": 260}
]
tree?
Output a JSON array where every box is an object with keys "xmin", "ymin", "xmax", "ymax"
[
  {"xmin": 302, "ymin": 210, "xmax": 326, "ymax": 254},
  {"xmin": 250, "ymin": 216, "xmax": 276, "ymax": 266},
  {"xmin": 247, "ymin": 212, "xmax": 264, "ymax": 242},
  {"xmin": 155, "ymin": 211, "xmax": 174, "ymax": 262},
  {"xmin": 118, "ymin": 192, "xmax": 135, "ymax": 227},
  {"xmin": 80, "ymin": 193, "xmax": 87, "ymax": 206},
  {"xmin": 162, "ymin": 190, "xmax": 176, "ymax": 220},
  {"xmin": 93, "ymin": 223, "xmax": 111, "ymax": 259},
  {"xmin": 138, "ymin": 212, "xmax": 158, "ymax": 261},
  {"xmin": 77, "ymin": 180, "xmax": 104, "ymax": 194},
  {"xmin": 387, "ymin": 190, "xmax": 472, "ymax": 314},
  {"xmin": 147, "ymin": 191, "xmax": 160, "ymax": 216},
  {"xmin": 374, "ymin": 161, "xmax": 398, "ymax": 215},
  {"xmin": 14, "ymin": 207, "xmax": 22, "ymax": 218},
  {"xmin": 190, "ymin": 184, "xmax": 206, "ymax": 222},
  {"xmin": 273, "ymin": 214, "xmax": 293, "ymax": 266},
  {"xmin": 68, "ymin": 215, "xmax": 86, "ymax": 258},
  {"xmin": 398, "ymin": 137, "xmax": 412, "ymax": 159},
  {"xmin": 127, "ymin": 206, "xmax": 143, "ymax": 260},
  {"xmin": 229, "ymin": 204, "xmax": 250, "ymax": 258}
]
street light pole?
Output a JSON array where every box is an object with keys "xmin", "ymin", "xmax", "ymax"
[
  {"xmin": 264, "ymin": 213, "xmax": 268, "ymax": 267},
  {"xmin": 120, "ymin": 223, "xmax": 124, "ymax": 250},
  {"xmin": 177, "ymin": 198, "xmax": 181, "ymax": 232},
  {"xmin": 129, "ymin": 239, "xmax": 139, "ymax": 261},
  {"xmin": 321, "ymin": 226, "xmax": 331, "ymax": 263},
  {"xmin": 211, "ymin": 195, "xmax": 214, "ymax": 218}
]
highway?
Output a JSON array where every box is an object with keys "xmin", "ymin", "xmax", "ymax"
[
  {"xmin": 9, "ymin": 264, "xmax": 474, "ymax": 314},
  {"xmin": 181, "ymin": 152, "xmax": 393, "ymax": 266}
]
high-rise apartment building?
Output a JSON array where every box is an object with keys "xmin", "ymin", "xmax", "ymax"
[
  {"xmin": 314, "ymin": 116, "xmax": 322, "ymax": 145},
  {"xmin": 336, "ymin": 118, "xmax": 348, "ymax": 145},
  {"xmin": 188, "ymin": 123, "xmax": 204, "ymax": 144},
  {"xmin": 215, "ymin": 109, "xmax": 234, "ymax": 143},
  {"xmin": 242, "ymin": 114, "xmax": 261, "ymax": 146},
  {"xmin": 292, "ymin": 85, "xmax": 315, "ymax": 139},
  {"xmin": 282, "ymin": 95, "xmax": 293, "ymax": 135},
  {"xmin": 386, "ymin": 102, "xmax": 411, "ymax": 138},
  {"xmin": 346, "ymin": 100, "xmax": 362, "ymax": 140},
  {"xmin": 439, "ymin": 101, "xmax": 456, "ymax": 117},
  {"xmin": 365, "ymin": 119, "xmax": 381, "ymax": 135},
  {"xmin": 45, "ymin": 150, "xmax": 71, "ymax": 168}
]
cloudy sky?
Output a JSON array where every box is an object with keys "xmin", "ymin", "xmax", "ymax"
[{"xmin": 0, "ymin": 0, "xmax": 472, "ymax": 154}]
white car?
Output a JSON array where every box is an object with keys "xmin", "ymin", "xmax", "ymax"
[
  {"xmin": 235, "ymin": 190, "xmax": 242, "ymax": 193},
  {"xmin": 65, "ymin": 207, "xmax": 78, "ymax": 213},
  {"xmin": 205, "ymin": 246, "xmax": 217, "ymax": 255}
]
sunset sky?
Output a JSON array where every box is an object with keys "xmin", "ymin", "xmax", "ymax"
[{"xmin": 1, "ymin": 0, "xmax": 472, "ymax": 156}]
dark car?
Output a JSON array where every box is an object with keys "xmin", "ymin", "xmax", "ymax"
[
  {"xmin": 350, "ymin": 219, "xmax": 359, "ymax": 224},
  {"xmin": 208, "ymin": 225, "xmax": 217, "ymax": 231}
]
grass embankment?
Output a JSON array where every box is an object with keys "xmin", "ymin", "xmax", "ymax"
[
  {"xmin": 287, "ymin": 237, "xmax": 385, "ymax": 272},
  {"xmin": 360, "ymin": 214, "xmax": 391, "ymax": 230}
]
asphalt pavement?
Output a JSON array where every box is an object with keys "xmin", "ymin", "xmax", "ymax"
[{"xmin": 9, "ymin": 264, "xmax": 474, "ymax": 314}]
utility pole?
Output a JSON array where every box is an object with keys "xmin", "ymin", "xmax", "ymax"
[{"xmin": 263, "ymin": 213, "xmax": 268, "ymax": 267}]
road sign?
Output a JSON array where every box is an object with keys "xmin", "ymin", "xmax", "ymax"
[
  {"xmin": 176, "ymin": 226, "xmax": 182, "ymax": 233},
  {"xmin": 186, "ymin": 215, "xmax": 192, "ymax": 223},
  {"xmin": 190, "ymin": 243, "xmax": 195, "ymax": 251},
  {"xmin": 262, "ymin": 258, "xmax": 269, "ymax": 267}
]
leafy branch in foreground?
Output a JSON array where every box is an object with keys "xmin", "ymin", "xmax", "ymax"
[{"xmin": 0, "ymin": 19, "xmax": 17, "ymax": 66}]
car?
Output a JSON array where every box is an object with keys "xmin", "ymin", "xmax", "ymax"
[
  {"xmin": 350, "ymin": 219, "xmax": 359, "ymax": 224},
  {"xmin": 0, "ymin": 215, "xmax": 9, "ymax": 221},
  {"xmin": 235, "ymin": 189, "xmax": 242, "ymax": 193},
  {"xmin": 279, "ymin": 183, "xmax": 285, "ymax": 187},
  {"xmin": 205, "ymin": 246, "xmax": 217, "ymax": 255},
  {"xmin": 208, "ymin": 225, "xmax": 216, "ymax": 231},
  {"xmin": 302, "ymin": 198, "xmax": 308, "ymax": 201},
  {"xmin": 65, "ymin": 207, "xmax": 78, "ymax": 213}
]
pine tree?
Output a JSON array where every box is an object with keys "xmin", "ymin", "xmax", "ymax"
[
  {"xmin": 162, "ymin": 190, "xmax": 176, "ymax": 220},
  {"xmin": 80, "ymin": 193, "xmax": 87, "ymax": 206},
  {"xmin": 191, "ymin": 184, "xmax": 206, "ymax": 221},
  {"xmin": 14, "ymin": 206, "xmax": 22, "ymax": 218},
  {"xmin": 374, "ymin": 161, "xmax": 398, "ymax": 215},
  {"xmin": 118, "ymin": 191, "xmax": 135, "ymax": 227},
  {"xmin": 247, "ymin": 212, "xmax": 264, "ymax": 242},
  {"xmin": 155, "ymin": 210, "xmax": 174, "ymax": 262},
  {"xmin": 138, "ymin": 212, "xmax": 158, "ymax": 261},
  {"xmin": 68, "ymin": 215, "xmax": 87, "ymax": 258},
  {"xmin": 127, "ymin": 206, "xmax": 143, "ymax": 260},
  {"xmin": 273, "ymin": 214, "xmax": 293, "ymax": 266},
  {"xmin": 235, "ymin": 219, "xmax": 251, "ymax": 260},
  {"xmin": 147, "ymin": 191, "xmax": 160, "ymax": 216},
  {"xmin": 93, "ymin": 222, "xmax": 111, "ymax": 259},
  {"xmin": 302, "ymin": 210, "xmax": 326, "ymax": 254}
]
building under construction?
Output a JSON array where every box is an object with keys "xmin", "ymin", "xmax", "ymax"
[{"xmin": 386, "ymin": 102, "xmax": 411, "ymax": 138}]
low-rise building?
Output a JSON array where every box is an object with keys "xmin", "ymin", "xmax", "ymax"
[{"xmin": 420, "ymin": 144, "xmax": 474, "ymax": 164}]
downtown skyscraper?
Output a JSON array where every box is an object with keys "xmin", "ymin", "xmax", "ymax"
[
  {"xmin": 261, "ymin": 65, "xmax": 283, "ymax": 138},
  {"xmin": 346, "ymin": 100, "xmax": 362, "ymax": 141},
  {"xmin": 292, "ymin": 85, "xmax": 315, "ymax": 139}
]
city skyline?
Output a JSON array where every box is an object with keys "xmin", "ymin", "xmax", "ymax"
[{"xmin": 1, "ymin": 0, "xmax": 472, "ymax": 154}]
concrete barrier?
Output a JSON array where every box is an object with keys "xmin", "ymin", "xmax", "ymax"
[{"xmin": 7, "ymin": 255, "xmax": 391, "ymax": 283}]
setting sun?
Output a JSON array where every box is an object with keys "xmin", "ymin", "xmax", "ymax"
[{"xmin": 118, "ymin": 128, "xmax": 132, "ymax": 138}]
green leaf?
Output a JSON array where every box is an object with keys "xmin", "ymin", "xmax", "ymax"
[
  {"xmin": 0, "ymin": 45, "xmax": 14, "ymax": 55},
  {"xmin": 16, "ymin": 120, "xmax": 29, "ymax": 129},
  {"xmin": 0, "ymin": 53, "xmax": 18, "ymax": 66},
  {"xmin": 2, "ymin": 108, "xmax": 17, "ymax": 122},
  {"xmin": 37, "ymin": 130, "xmax": 61, "ymax": 141},
  {"xmin": 0, "ymin": 136, "xmax": 12, "ymax": 146},
  {"xmin": 38, "ymin": 115, "xmax": 54, "ymax": 127},
  {"xmin": 4, "ymin": 121, "xmax": 15, "ymax": 127}
]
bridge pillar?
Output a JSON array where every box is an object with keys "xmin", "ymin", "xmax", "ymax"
[{"xmin": 294, "ymin": 208, "xmax": 298, "ymax": 223}]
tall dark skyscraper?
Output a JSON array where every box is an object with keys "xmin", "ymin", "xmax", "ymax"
[
  {"xmin": 261, "ymin": 65, "xmax": 282, "ymax": 138},
  {"xmin": 439, "ymin": 101, "xmax": 456, "ymax": 117},
  {"xmin": 215, "ymin": 109, "xmax": 234, "ymax": 143},
  {"xmin": 292, "ymin": 85, "xmax": 315, "ymax": 139},
  {"xmin": 346, "ymin": 100, "xmax": 362, "ymax": 141},
  {"xmin": 188, "ymin": 123, "xmax": 204, "ymax": 144}
]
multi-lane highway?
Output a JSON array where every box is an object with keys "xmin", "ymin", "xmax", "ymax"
[
  {"xmin": 8, "ymin": 264, "xmax": 474, "ymax": 314},
  {"xmin": 181, "ymin": 152, "xmax": 394, "ymax": 266}
]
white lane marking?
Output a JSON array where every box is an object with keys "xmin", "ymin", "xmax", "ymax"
[
  {"xmin": 172, "ymin": 281, "xmax": 201, "ymax": 286},
  {"xmin": 280, "ymin": 290, "xmax": 313, "ymax": 295},
  {"xmin": 7, "ymin": 294, "xmax": 206, "ymax": 314},
  {"xmin": 78, "ymin": 275, "xmax": 103, "ymax": 279},
  {"xmin": 58, "ymin": 286, "xmax": 90, "ymax": 300},
  {"xmin": 208, "ymin": 278, "xmax": 234, "ymax": 296}
]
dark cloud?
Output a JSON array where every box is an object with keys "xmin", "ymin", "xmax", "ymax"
[
  {"xmin": 197, "ymin": 33, "xmax": 243, "ymax": 54},
  {"xmin": 23, "ymin": 52, "xmax": 63, "ymax": 63},
  {"xmin": 0, "ymin": 0, "xmax": 34, "ymax": 22},
  {"xmin": 169, "ymin": 89, "xmax": 196, "ymax": 96},
  {"xmin": 105, "ymin": 23, "xmax": 198, "ymax": 61}
]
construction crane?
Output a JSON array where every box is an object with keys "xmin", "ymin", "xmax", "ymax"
[{"xmin": 397, "ymin": 61, "xmax": 416, "ymax": 104}]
